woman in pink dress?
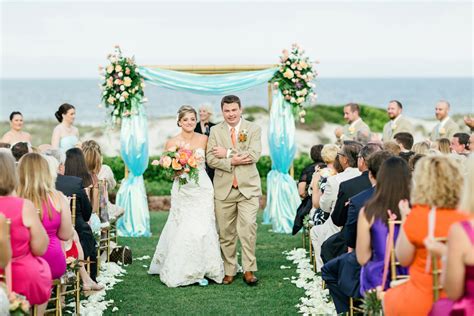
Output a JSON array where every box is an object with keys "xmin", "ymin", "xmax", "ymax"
[
  {"xmin": 0, "ymin": 151, "xmax": 51, "ymax": 315},
  {"xmin": 17, "ymin": 153, "xmax": 73, "ymax": 279}
]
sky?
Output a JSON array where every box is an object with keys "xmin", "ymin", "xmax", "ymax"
[{"xmin": 0, "ymin": 0, "xmax": 472, "ymax": 78}]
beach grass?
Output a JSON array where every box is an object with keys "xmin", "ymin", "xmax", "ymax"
[{"xmin": 103, "ymin": 211, "xmax": 304, "ymax": 315}]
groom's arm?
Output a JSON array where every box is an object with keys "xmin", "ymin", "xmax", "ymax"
[
  {"xmin": 237, "ymin": 125, "xmax": 262, "ymax": 163},
  {"xmin": 206, "ymin": 128, "xmax": 233, "ymax": 173}
]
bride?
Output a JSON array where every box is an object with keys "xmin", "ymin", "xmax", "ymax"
[{"xmin": 148, "ymin": 105, "xmax": 224, "ymax": 287}]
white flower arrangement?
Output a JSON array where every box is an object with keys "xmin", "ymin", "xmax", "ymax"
[
  {"xmin": 272, "ymin": 44, "xmax": 318, "ymax": 123},
  {"xmin": 99, "ymin": 45, "xmax": 146, "ymax": 125}
]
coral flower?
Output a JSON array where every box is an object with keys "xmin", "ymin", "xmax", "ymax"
[
  {"xmin": 171, "ymin": 158, "xmax": 182, "ymax": 170},
  {"xmin": 187, "ymin": 155, "xmax": 197, "ymax": 168}
]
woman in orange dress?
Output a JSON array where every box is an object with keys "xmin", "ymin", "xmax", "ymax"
[{"xmin": 383, "ymin": 155, "xmax": 468, "ymax": 315}]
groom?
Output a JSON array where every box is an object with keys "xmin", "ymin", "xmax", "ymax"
[{"xmin": 206, "ymin": 95, "xmax": 262, "ymax": 286}]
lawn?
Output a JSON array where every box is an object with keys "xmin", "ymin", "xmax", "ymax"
[{"xmin": 104, "ymin": 211, "xmax": 304, "ymax": 315}]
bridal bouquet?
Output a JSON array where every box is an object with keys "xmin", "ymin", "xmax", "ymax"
[
  {"xmin": 99, "ymin": 45, "xmax": 146, "ymax": 125},
  {"xmin": 152, "ymin": 145, "xmax": 201, "ymax": 186},
  {"xmin": 272, "ymin": 43, "xmax": 317, "ymax": 123},
  {"xmin": 8, "ymin": 291, "xmax": 30, "ymax": 316}
]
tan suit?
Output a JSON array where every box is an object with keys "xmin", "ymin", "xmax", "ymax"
[
  {"xmin": 430, "ymin": 117, "xmax": 460, "ymax": 141},
  {"xmin": 341, "ymin": 118, "xmax": 371, "ymax": 142},
  {"xmin": 382, "ymin": 115, "xmax": 414, "ymax": 140},
  {"xmin": 206, "ymin": 119, "xmax": 262, "ymax": 275}
]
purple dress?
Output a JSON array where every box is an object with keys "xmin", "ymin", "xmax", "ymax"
[
  {"xmin": 360, "ymin": 218, "xmax": 408, "ymax": 295},
  {"xmin": 430, "ymin": 220, "xmax": 474, "ymax": 316},
  {"xmin": 41, "ymin": 199, "xmax": 66, "ymax": 279}
]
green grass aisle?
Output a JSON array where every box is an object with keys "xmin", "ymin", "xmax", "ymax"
[{"xmin": 104, "ymin": 211, "xmax": 304, "ymax": 315}]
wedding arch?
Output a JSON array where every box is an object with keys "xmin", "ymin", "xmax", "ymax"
[{"xmin": 100, "ymin": 45, "xmax": 316, "ymax": 237}]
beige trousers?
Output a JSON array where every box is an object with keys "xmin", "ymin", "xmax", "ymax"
[{"xmin": 215, "ymin": 188, "xmax": 259, "ymax": 276}]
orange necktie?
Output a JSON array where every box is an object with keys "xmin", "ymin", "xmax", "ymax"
[{"xmin": 231, "ymin": 127, "xmax": 238, "ymax": 188}]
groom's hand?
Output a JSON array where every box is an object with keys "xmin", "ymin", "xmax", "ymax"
[
  {"xmin": 212, "ymin": 146, "xmax": 228, "ymax": 158},
  {"xmin": 231, "ymin": 153, "xmax": 253, "ymax": 166}
]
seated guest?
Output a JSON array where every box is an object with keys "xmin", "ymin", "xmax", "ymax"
[
  {"xmin": 298, "ymin": 144, "xmax": 324, "ymax": 199},
  {"xmin": 0, "ymin": 111, "xmax": 32, "ymax": 145},
  {"xmin": 82, "ymin": 140, "xmax": 123, "ymax": 220},
  {"xmin": 322, "ymin": 150, "xmax": 393, "ymax": 314},
  {"xmin": 322, "ymin": 144, "xmax": 381, "ymax": 263},
  {"xmin": 382, "ymin": 141, "xmax": 401, "ymax": 156},
  {"xmin": 429, "ymin": 155, "xmax": 474, "ymax": 315},
  {"xmin": 393, "ymin": 132, "xmax": 414, "ymax": 162},
  {"xmin": 356, "ymin": 157, "xmax": 410, "ymax": 294},
  {"xmin": 11, "ymin": 141, "xmax": 29, "ymax": 162},
  {"xmin": 383, "ymin": 156, "xmax": 468, "ymax": 315},
  {"xmin": 57, "ymin": 148, "xmax": 97, "ymax": 281},
  {"xmin": 17, "ymin": 153, "xmax": 73, "ymax": 279},
  {"xmin": 310, "ymin": 142, "xmax": 362, "ymax": 271},
  {"xmin": 0, "ymin": 152, "xmax": 51, "ymax": 315},
  {"xmin": 435, "ymin": 138, "xmax": 451, "ymax": 154},
  {"xmin": 450, "ymin": 132, "xmax": 470, "ymax": 155},
  {"xmin": 382, "ymin": 100, "xmax": 414, "ymax": 141},
  {"xmin": 408, "ymin": 153, "xmax": 425, "ymax": 172},
  {"xmin": 412, "ymin": 141, "xmax": 430, "ymax": 155}
]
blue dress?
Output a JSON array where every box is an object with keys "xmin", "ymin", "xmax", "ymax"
[{"xmin": 59, "ymin": 135, "xmax": 78, "ymax": 152}]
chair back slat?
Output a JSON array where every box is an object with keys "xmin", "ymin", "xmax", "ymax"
[
  {"xmin": 0, "ymin": 220, "xmax": 12, "ymax": 293},
  {"xmin": 70, "ymin": 194, "xmax": 77, "ymax": 226},
  {"xmin": 388, "ymin": 219, "xmax": 409, "ymax": 283},
  {"xmin": 432, "ymin": 237, "xmax": 448, "ymax": 302}
]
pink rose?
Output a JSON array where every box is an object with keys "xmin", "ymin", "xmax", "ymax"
[{"xmin": 161, "ymin": 156, "xmax": 172, "ymax": 168}]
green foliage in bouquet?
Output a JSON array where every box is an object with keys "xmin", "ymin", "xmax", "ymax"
[
  {"xmin": 99, "ymin": 45, "xmax": 146, "ymax": 124},
  {"xmin": 361, "ymin": 289, "xmax": 383, "ymax": 316},
  {"xmin": 271, "ymin": 43, "xmax": 317, "ymax": 122}
]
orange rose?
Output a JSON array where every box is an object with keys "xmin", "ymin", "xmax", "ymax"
[
  {"xmin": 187, "ymin": 155, "xmax": 197, "ymax": 168},
  {"xmin": 178, "ymin": 151, "xmax": 189, "ymax": 165},
  {"xmin": 171, "ymin": 158, "xmax": 182, "ymax": 170}
]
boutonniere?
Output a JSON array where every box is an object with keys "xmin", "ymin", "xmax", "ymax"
[
  {"xmin": 391, "ymin": 124, "xmax": 397, "ymax": 130},
  {"xmin": 348, "ymin": 126, "xmax": 355, "ymax": 135},
  {"xmin": 238, "ymin": 129, "xmax": 248, "ymax": 143},
  {"xmin": 439, "ymin": 127, "xmax": 446, "ymax": 135}
]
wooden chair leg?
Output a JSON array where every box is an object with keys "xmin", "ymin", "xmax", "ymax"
[{"xmin": 75, "ymin": 270, "xmax": 80, "ymax": 315}]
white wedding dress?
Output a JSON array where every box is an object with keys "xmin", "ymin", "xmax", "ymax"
[{"xmin": 148, "ymin": 148, "xmax": 224, "ymax": 287}]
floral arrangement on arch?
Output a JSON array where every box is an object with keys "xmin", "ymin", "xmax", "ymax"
[
  {"xmin": 99, "ymin": 45, "xmax": 147, "ymax": 124},
  {"xmin": 151, "ymin": 144, "xmax": 202, "ymax": 186},
  {"xmin": 8, "ymin": 291, "xmax": 30, "ymax": 316},
  {"xmin": 272, "ymin": 43, "xmax": 317, "ymax": 123}
]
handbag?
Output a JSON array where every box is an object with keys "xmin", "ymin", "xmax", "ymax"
[{"xmin": 109, "ymin": 246, "xmax": 132, "ymax": 265}]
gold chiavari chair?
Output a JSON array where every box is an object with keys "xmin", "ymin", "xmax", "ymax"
[
  {"xmin": 348, "ymin": 297, "xmax": 364, "ymax": 316},
  {"xmin": 388, "ymin": 219, "xmax": 410, "ymax": 288},
  {"xmin": 432, "ymin": 237, "xmax": 448, "ymax": 302}
]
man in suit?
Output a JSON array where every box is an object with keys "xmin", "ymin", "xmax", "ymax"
[
  {"xmin": 450, "ymin": 132, "xmax": 470, "ymax": 155},
  {"xmin": 321, "ymin": 151, "xmax": 393, "ymax": 314},
  {"xmin": 335, "ymin": 103, "xmax": 371, "ymax": 144},
  {"xmin": 430, "ymin": 100, "xmax": 460, "ymax": 141},
  {"xmin": 382, "ymin": 100, "xmax": 413, "ymax": 141},
  {"xmin": 206, "ymin": 95, "xmax": 262, "ymax": 286},
  {"xmin": 321, "ymin": 143, "xmax": 381, "ymax": 264}
]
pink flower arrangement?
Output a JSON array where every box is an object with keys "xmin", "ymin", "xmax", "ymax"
[{"xmin": 8, "ymin": 291, "xmax": 30, "ymax": 316}]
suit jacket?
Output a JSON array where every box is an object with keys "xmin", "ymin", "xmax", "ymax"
[
  {"xmin": 342, "ymin": 119, "xmax": 370, "ymax": 141},
  {"xmin": 55, "ymin": 174, "xmax": 95, "ymax": 257},
  {"xmin": 194, "ymin": 121, "xmax": 216, "ymax": 136},
  {"xmin": 331, "ymin": 171, "xmax": 371, "ymax": 227},
  {"xmin": 382, "ymin": 115, "xmax": 414, "ymax": 141},
  {"xmin": 430, "ymin": 117, "xmax": 460, "ymax": 141},
  {"xmin": 206, "ymin": 119, "xmax": 262, "ymax": 200},
  {"xmin": 344, "ymin": 186, "xmax": 375, "ymax": 249}
]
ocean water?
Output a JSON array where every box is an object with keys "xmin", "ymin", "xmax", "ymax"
[{"xmin": 0, "ymin": 78, "xmax": 472, "ymax": 125}]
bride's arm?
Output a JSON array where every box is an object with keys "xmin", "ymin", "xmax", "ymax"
[{"xmin": 206, "ymin": 129, "xmax": 232, "ymax": 172}]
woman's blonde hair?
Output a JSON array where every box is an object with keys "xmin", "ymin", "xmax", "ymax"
[
  {"xmin": 436, "ymin": 138, "xmax": 451, "ymax": 154},
  {"xmin": 82, "ymin": 140, "xmax": 102, "ymax": 175},
  {"xmin": 17, "ymin": 153, "xmax": 56, "ymax": 219},
  {"xmin": 321, "ymin": 144, "xmax": 339, "ymax": 164},
  {"xmin": 460, "ymin": 155, "xmax": 474, "ymax": 214},
  {"xmin": 199, "ymin": 103, "xmax": 214, "ymax": 122},
  {"xmin": 412, "ymin": 141, "xmax": 430, "ymax": 155},
  {"xmin": 411, "ymin": 155, "xmax": 463, "ymax": 209},
  {"xmin": 177, "ymin": 105, "xmax": 197, "ymax": 127},
  {"xmin": 0, "ymin": 151, "xmax": 18, "ymax": 196}
]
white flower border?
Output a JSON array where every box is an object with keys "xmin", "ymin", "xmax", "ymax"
[{"xmin": 283, "ymin": 248, "xmax": 336, "ymax": 315}]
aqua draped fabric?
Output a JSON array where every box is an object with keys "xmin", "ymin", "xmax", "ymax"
[
  {"xmin": 138, "ymin": 66, "xmax": 278, "ymax": 95},
  {"xmin": 263, "ymin": 90, "xmax": 300, "ymax": 233},
  {"xmin": 116, "ymin": 96, "xmax": 151, "ymax": 237}
]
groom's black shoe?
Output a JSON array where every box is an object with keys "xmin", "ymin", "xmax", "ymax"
[
  {"xmin": 223, "ymin": 275, "xmax": 234, "ymax": 285},
  {"xmin": 243, "ymin": 272, "xmax": 258, "ymax": 286}
]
